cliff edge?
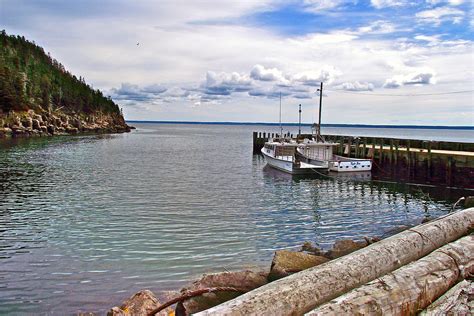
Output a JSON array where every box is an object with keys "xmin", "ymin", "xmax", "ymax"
[{"xmin": 0, "ymin": 30, "xmax": 130, "ymax": 138}]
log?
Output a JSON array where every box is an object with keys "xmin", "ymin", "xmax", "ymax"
[
  {"xmin": 419, "ymin": 279, "xmax": 473, "ymax": 315},
  {"xmin": 196, "ymin": 208, "xmax": 474, "ymax": 316},
  {"xmin": 306, "ymin": 235, "xmax": 474, "ymax": 315}
]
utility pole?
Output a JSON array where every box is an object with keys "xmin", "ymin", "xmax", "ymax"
[{"xmin": 298, "ymin": 104, "xmax": 302, "ymax": 136}]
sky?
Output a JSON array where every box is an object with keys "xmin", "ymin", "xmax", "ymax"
[{"xmin": 1, "ymin": 0, "xmax": 473, "ymax": 125}]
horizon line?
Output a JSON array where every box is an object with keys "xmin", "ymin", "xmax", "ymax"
[{"xmin": 125, "ymin": 120, "xmax": 474, "ymax": 130}]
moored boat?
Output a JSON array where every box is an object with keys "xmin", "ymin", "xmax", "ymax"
[
  {"xmin": 261, "ymin": 141, "xmax": 326, "ymax": 174},
  {"xmin": 329, "ymin": 155, "xmax": 372, "ymax": 172}
]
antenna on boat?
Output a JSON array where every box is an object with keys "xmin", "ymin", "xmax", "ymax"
[{"xmin": 279, "ymin": 91, "xmax": 283, "ymax": 139}]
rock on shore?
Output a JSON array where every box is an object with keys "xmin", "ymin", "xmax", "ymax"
[
  {"xmin": 107, "ymin": 290, "xmax": 172, "ymax": 316},
  {"xmin": 0, "ymin": 109, "xmax": 131, "ymax": 138}
]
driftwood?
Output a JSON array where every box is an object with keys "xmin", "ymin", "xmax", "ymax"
[
  {"xmin": 420, "ymin": 279, "xmax": 473, "ymax": 315},
  {"xmin": 306, "ymin": 235, "xmax": 473, "ymax": 315},
  {"xmin": 147, "ymin": 287, "xmax": 245, "ymax": 316},
  {"xmin": 196, "ymin": 208, "xmax": 474, "ymax": 316}
]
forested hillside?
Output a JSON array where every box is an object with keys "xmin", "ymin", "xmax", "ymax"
[
  {"xmin": 0, "ymin": 30, "xmax": 129, "ymax": 137},
  {"xmin": 0, "ymin": 30, "xmax": 120, "ymax": 114}
]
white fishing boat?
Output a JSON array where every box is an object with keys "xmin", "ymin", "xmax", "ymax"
[{"xmin": 261, "ymin": 140, "xmax": 326, "ymax": 174}]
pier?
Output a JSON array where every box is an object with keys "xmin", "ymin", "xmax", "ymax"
[{"xmin": 253, "ymin": 132, "xmax": 474, "ymax": 188}]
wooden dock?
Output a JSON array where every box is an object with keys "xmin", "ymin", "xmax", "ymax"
[{"xmin": 253, "ymin": 132, "xmax": 474, "ymax": 188}]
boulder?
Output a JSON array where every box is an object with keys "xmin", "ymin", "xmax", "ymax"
[
  {"xmin": 325, "ymin": 239, "xmax": 368, "ymax": 259},
  {"xmin": 182, "ymin": 270, "xmax": 268, "ymax": 314},
  {"xmin": 107, "ymin": 290, "xmax": 171, "ymax": 316},
  {"xmin": 301, "ymin": 241, "xmax": 323, "ymax": 256},
  {"xmin": 66, "ymin": 126, "xmax": 79, "ymax": 134},
  {"xmin": 0, "ymin": 127, "xmax": 13, "ymax": 137},
  {"xmin": 21, "ymin": 117, "xmax": 33, "ymax": 129},
  {"xmin": 268, "ymin": 250, "xmax": 329, "ymax": 281},
  {"xmin": 71, "ymin": 118, "xmax": 82, "ymax": 129},
  {"xmin": 465, "ymin": 196, "xmax": 474, "ymax": 208},
  {"xmin": 33, "ymin": 114, "xmax": 43, "ymax": 123},
  {"xmin": 12, "ymin": 115, "xmax": 22, "ymax": 127},
  {"xmin": 11, "ymin": 125, "xmax": 28, "ymax": 136},
  {"xmin": 32, "ymin": 119, "xmax": 41, "ymax": 130},
  {"xmin": 47, "ymin": 124, "xmax": 56, "ymax": 135}
]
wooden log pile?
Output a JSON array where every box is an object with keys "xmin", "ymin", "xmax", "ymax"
[{"xmin": 197, "ymin": 208, "xmax": 474, "ymax": 316}]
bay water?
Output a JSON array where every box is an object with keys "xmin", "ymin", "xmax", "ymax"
[{"xmin": 0, "ymin": 123, "xmax": 472, "ymax": 315}]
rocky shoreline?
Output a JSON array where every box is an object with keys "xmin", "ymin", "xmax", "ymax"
[
  {"xmin": 0, "ymin": 109, "xmax": 132, "ymax": 138},
  {"xmin": 107, "ymin": 236, "xmax": 381, "ymax": 316}
]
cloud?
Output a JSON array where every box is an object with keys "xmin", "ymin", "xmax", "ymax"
[
  {"xmin": 370, "ymin": 0, "xmax": 408, "ymax": 9},
  {"xmin": 426, "ymin": 0, "xmax": 464, "ymax": 6},
  {"xmin": 383, "ymin": 71, "xmax": 436, "ymax": 88},
  {"xmin": 356, "ymin": 20, "xmax": 397, "ymax": 34},
  {"xmin": 110, "ymin": 83, "xmax": 152, "ymax": 101},
  {"xmin": 142, "ymin": 84, "xmax": 167, "ymax": 94},
  {"xmin": 295, "ymin": 67, "xmax": 342, "ymax": 86},
  {"xmin": 416, "ymin": 7, "xmax": 464, "ymax": 25},
  {"xmin": 202, "ymin": 71, "xmax": 253, "ymax": 95},
  {"xmin": 302, "ymin": 0, "xmax": 354, "ymax": 12},
  {"xmin": 338, "ymin": 81, "xmax": 375, "ymax": 91},
  {"xmin": 250, "ymin": 64, "xmax": 286, "ymax": 82},
  {"xmin": 248, "ymin": 88, "xmax": 291, "ymax": 99}
]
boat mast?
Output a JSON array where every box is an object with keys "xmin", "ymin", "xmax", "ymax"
[
  {"xmin": 279, "ymin": 91, "xmax": 283, "ymax": 138},
  {"xmin": 316, "ymin": 82, "xmax": 324, "ymax": 142},
  {"xmin": 298, "ymin": 104, "xmax": 301, "ymax": 136}
]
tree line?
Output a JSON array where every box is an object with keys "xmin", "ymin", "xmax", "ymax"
[{"xmin": 0, "ymin": 30, "xmax": 120, "ymax": 115}]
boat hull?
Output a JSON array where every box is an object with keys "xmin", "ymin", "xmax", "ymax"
[
  {"xmin": 329, "ymin": 156, "xmax": 372, "ymax": 172},
  {"xmin": 261, "ymin": 148, "xmax": 314, "ymax": 175}
]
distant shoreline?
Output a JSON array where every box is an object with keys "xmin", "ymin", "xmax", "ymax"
[{"xmin": 126, "ymin": 120, "xmax": 474, "ymax": 130}]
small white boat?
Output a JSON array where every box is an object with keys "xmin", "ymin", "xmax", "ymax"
[
  {"xmin": 296, "ymin": 139, "xmax": 373, "ymax": 173},
  {"xmin": 329, "ymin": 155, "xmax": 372, "ymax": 172},
  {"xmin": 261, "ymin": 141, "xmax": 326, "ymax": 174},
  {"xmin": 296, "ymin": 139, "xmax": 338, "ymax": 169}
]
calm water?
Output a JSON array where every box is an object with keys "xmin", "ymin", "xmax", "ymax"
[{"xmin": 0, "ymin": 123, "xmax": 472, "ymax": 315}]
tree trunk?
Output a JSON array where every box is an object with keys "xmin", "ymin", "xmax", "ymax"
[
  {"xmin": 196, "ymin": 208, "xmax": 474, "ymax": 316},
  {"xmin": 419, "ymin": 279, "xmax": 473, "ymax": 315},
  {"xmin": 307, "ymin": 235, "xmax": 473, "ymax": 315}
]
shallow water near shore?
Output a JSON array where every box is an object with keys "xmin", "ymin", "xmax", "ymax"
[{"xmin": 0, "ymin": 123, "xmax": 472, "ymax": 315}]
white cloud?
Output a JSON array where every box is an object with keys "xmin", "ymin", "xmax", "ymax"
[
  {"xmin": 383, "ymin": 70, "xmax": 437, "ymax": 88},
  {"xmin": 295, "ymin": 67, "xmax": 343, "ymax": 86},
  {"xmin": 416, "ymin": 7, "xmax": 465, "ymax": 26},
  {"xmin": 370, "ymin": 0, "xmax": 407, "ymax": 9},
  {"xmin": 302, "ymin": 0, "xmax": 353, "ymax": 12},
  {"xmin": 426, "ymin": 0, "xmax": 464, "ymax": 6},
  {"xmin": 338, "ymin": 81, "xmax": 375, "ymax": 91},
  {"xmin": 202, "ymin": 71, "xmax": 253, "ymax": 95},
  {"xmin": 250, "ymin": 65, "xmax": 287, "ymax": 82},
  {"xmin": 356, "ymin": 20, "xmax": 397, "ymax": 34}
]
